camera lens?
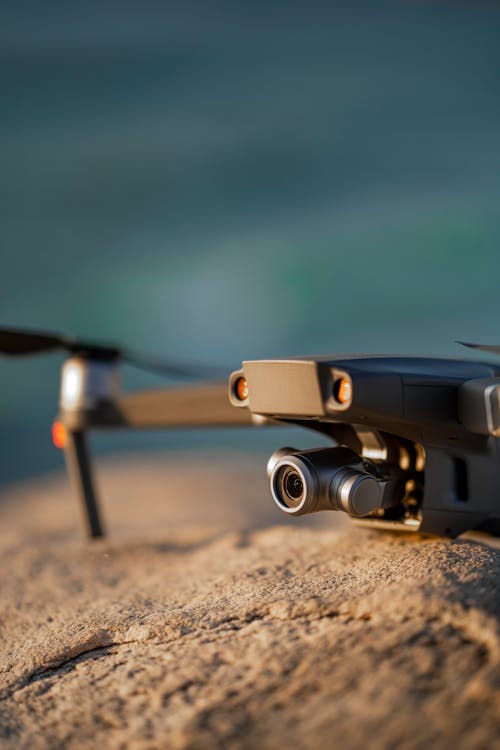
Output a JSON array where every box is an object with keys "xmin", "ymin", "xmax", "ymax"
[{"xmin": 278, "ymin": 466, "xmax": 305, "ymax": 508}]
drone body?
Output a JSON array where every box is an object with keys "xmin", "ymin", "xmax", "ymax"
[
  {"xmin": 2, "ymin": 326, "xmax": 500, "ymax": 540},
  {"xmin": 229, "ymin": 354, "xmax": 500, "ymax": 538}
]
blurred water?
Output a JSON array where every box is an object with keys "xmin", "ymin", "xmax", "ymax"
[{"xmin": 1, "ymin": 1, "xmax": 500, "ymax": 484}]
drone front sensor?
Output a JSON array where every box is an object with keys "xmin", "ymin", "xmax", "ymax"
[
  {"xmin": 332, "ymin": 376, "xmax": 352, "ymax": 405},
  {"xmin": 234, "ymin": 376, "xmax": 249, "ymax": 402}
]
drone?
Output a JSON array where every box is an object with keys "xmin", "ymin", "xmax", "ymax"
[{"xmin": 2, "ymin": 326, "xmax": 500, "ymax": 540}]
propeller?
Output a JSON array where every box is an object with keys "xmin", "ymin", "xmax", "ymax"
[
  {"xmin": 0, "ymin": 326, "xmax": 225, "ymax": 379},
  {"xmin": 457, "ymin": 341, "xmax": 500, "ymax": 356}
]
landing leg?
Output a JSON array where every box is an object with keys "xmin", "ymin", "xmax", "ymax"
[{"xmin": 64, "ymin": 429, "xmax": 105, "ymax": 538}]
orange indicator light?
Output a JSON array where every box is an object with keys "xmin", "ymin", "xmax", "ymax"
[
  {"xmin": 52, "ymin": 421, "xmax": 67, "ymax": 450},
  {"xmin": 235, "ymin": 376, "xmax": 249, "ymax": 401},
  {"xmin": 335, "ymin": 377, "xmax": 352, "ymax": 405}
]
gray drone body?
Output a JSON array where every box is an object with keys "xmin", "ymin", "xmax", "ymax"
[
  {"xmin": 229, "ymin": 355, "xmax": 500, "ymax": 538},
  {"xmin": 3, "ymin": 326, "xmax": 500, "ymax": 539}
]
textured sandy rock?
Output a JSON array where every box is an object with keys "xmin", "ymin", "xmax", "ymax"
[{"xmin": 0, "ymin": 453, "xmax": 499, "ymax": 749}]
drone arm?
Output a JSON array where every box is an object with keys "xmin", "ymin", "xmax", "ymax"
[
  {"xmin": 63, "ymin": 429, "xmax": 104, "ymax": 538},
  {"xmin": 107, "ymin": 382, "xmax": 257, "ymax": 429}
]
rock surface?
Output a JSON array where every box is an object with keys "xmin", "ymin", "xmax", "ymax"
[{"xmin": 1, "ymin": 453, "xmax": 499, "ymax": 749}]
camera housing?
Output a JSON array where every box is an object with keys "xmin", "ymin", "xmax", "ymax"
[{"xmin": 268, "ymin": 446, "xmax": 405, "ymax": 518}]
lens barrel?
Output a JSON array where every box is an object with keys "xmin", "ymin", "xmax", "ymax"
[{"xmin": 275, "ymin": 465, "xmax": 307, "ymax": 509}]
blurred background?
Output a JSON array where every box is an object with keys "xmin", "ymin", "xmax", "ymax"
[{"xmin": 1, "ymin": 0, "xmax": 500, "ymax": 486}]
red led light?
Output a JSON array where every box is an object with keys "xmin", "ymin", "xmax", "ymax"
[{"xmin": 52, "ymin": 421, "xmax": 67, "ymax": 450}]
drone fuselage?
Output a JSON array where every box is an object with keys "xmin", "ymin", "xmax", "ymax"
[{"xmin": 229, "ymin": 356, "xmax": 500, "ymax": 537}]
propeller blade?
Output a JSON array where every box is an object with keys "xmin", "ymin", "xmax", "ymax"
[
  {"xmin": 0, "ymin": 327, "xmax": 67, "ymax": 355},
  {"xmin": 0, "ymin": 326, "xmax": 119, "ymax": 359},
  {"xmin": 0, "ymin": 326, "xmax": 225, "ymax": 380},
  {"xmin": 456, "ymin": 341, "xmax": 500, "ymax": 355}
]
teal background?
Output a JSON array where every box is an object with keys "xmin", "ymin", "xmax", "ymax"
[{"xmin": 1, "ymin": 1, "xmax": 500, "ymax": 484}]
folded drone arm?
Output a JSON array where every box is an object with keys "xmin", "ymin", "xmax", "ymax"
[
  {"xmin": 114, "ymin": 382, "xmax": 256, "ymax": 428},
  {"xmin": 60, "ymin": 382, "xmax": 258, "ymax": 431}
]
